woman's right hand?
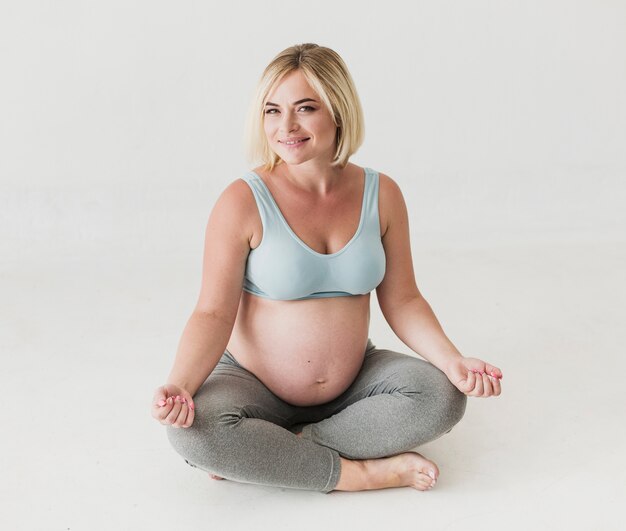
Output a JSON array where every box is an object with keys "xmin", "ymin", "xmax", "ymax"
[{"xmin": 151, "ymin": 384, "xmax": 195, "ymax": 428}]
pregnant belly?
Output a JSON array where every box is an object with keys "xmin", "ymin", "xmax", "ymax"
[{"xmin": 226, "ymin": 292, "xmax": 372, "ymax": 406}]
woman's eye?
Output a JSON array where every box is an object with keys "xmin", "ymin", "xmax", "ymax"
[{"xmin": 264, "ymin": 106, "xmax": 315, "ymax": 115}]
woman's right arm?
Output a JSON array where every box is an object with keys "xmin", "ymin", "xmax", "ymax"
[{"xmin": 152, "ymin": 179, "xmax": 254, "ymax": 427}]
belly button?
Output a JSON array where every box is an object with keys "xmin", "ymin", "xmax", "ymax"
[{"xmin": 315, "ymin": 378, "xmax": 327, "ymax": 384}]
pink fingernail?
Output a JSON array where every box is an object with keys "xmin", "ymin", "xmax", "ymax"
[
  {"xmin": 189, "ymin": 403, "xmax": 195, "ymax": 410},
  {"xmin": 157, "ymin": 399, "xmax": 166, "ymax": 406}
]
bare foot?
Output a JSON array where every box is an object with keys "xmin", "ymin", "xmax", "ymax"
[
  {"xmin": 366, "ymin": 452, "xmax": 438, "ymax": 491},
  {"xmin": 336, "ymin": 451, "xmax": 439, "ymax": 492}
]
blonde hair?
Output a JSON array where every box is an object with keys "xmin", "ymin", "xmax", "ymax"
[{"xmin": 243, "ymin": 43, "xmax": 365, "ymax": 172}]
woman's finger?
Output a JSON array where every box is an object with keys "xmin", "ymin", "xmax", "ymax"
[
  {"xmin": 157, "ymin": 397, "xmax": 174, "ymax": 422},
  {"xmin": 461, "ymin": 370, "xmax": 475, "ymax": 394},
  {"xmin": 491, "ymin": 375, "xmax": 502, "ymax": 396},
  {"xmin": 151, "ymin": 388, "xmax": 167, "ymax": 414},
  {"xmin": 485, "ymin": 364, "xmax": 503, "ymax": 380},
  {"xmin": 481, "ymin": 373, "xmax": 491, "ymax": 397},
  {"xmin": 164, "ymin": 397, "xmax": 183, "ymax": 425},
  {"xmin": 152, "ymin": 386, "xmax": 170, "ymax": 406},
  {"xmin": 173, "ymin": 397, "xmax": 189, "ymax": 428},
  {"xmin": 473, "ymin": 371, "xmax": 484, "ymax": 396},
  {"xmin": 152, "ymin": 394, "xmax": 173, "ymax": 421},
  {"xmin": 183, "ymin": 399, "xmax": 195, "ymax": 428},
  {"xmin": 154, "ymin": 401, "xmax": 171, "ymax": 421}
]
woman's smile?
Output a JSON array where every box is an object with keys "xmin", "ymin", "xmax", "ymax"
[{"xmin": 280, "ymin": 138, "xmax": 310, "ymax": 147}]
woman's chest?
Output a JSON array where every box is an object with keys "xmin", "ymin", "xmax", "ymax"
[{"xmin": 249, "ymin": 193, "xmax": 368, "ymax": 255}]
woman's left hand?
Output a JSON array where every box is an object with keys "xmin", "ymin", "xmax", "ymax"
[{"xmin": 444, "ymin": 357, "xmax": 503, "ymax": 398}]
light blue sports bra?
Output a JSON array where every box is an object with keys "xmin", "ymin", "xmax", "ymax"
[{"xmin": 241, "ymin": 167, "xmax": 386, "ymax": 301}]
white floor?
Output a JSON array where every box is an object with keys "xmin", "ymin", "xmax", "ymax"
[{"xmin": 2, "ymin": 236, "xmax": 624, "ymax": 531}]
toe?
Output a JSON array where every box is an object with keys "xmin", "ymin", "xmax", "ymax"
[
  {"xmin": 414, "ymin": 480, "xmax": 429, "ymax": 491},
  {"xmin": 415, "ymin": 472, "xmax": 433, "ymax": 490},
  {"xmin": 426, "ymin": 466, "xmax": 439, "ymax": 481},
  {"xmin": 419, "ymin": 469, "xmax": 437, "ymax": 489}
]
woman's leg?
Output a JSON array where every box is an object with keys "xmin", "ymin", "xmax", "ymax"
[
  {"xmin": 298, "ymin": 339, "xmax": 467, "ymax": 460},
  {"xmin": 165, "ymin": 350, "xmax": 341, "ymax": 493}
]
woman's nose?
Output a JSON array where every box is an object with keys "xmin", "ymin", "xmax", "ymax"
[{"xmin": 279, "ymin": 111, "xmax": 299, "ymax": 132}]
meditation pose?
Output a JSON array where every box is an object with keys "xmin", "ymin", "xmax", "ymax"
[{"xmin": 151, "ymin": 43, "xmax": 502, "ymax": 494}]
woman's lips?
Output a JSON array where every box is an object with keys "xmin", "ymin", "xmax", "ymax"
[{"xmin": 280, "ymin": 138, "xmax": 310, "ymax": 147}]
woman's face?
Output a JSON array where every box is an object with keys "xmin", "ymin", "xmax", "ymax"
[{"xmin": 263, "ymin": 70, "xmax": 337, "ymax": 166}]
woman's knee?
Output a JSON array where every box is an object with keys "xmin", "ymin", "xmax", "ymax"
[
  {"xmin": 165, "ymin": 410, "xmax": 241, "ymax": 472},
  {"xmin": 403, "ymin": 360, "xmax": 467, "ymax": 432},
  {"xmin": 423, "ymin": 363, "xmax": 467, "ymax": 430}
]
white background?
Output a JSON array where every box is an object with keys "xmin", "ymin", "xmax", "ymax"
[{"xmin": 1, "ymin": 2, "xmax": 624, "ymax": 530}]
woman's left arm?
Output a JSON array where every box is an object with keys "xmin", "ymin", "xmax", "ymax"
[
  {"xmin": 382, "ymin": 295, "xmax": 502, "ymax": 398},
  {"xmin": 375, "ymin": 174, "xmax": 502, "ymax": 398}
]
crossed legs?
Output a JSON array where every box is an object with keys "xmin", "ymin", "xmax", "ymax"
[{"xmin": 166, "ymin": 339, "xmax": 467, "ymax": 493}]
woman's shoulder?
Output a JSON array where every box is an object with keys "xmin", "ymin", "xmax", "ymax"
[
  {"xmin": 367, "ymin": 167, "xmax": 404, "ymax": 239},
  {"xmin": 358, "ymin": 165, "xmax": 400, "ymax": 201},
  {"xmin": 346, "ymin": 162, "xmax": 394, "ymax": 185},
  {"xmin": 222, "ymin": 171, "xmax": 257, "ymax": 199},
  {"xmin": 350, "ymin": 163, "xmax": 395, "ymax": 188},
  {"xmin": 350, "ymin": 164, "xmax": 403, "ymax": 221},
  {"xmin": 209, "ymin": 175, "xmax": 259, "ymax": 247}
]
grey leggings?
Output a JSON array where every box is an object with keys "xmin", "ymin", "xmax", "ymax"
[{"xmin": 166, "ymin": 338, "xmax": 467, "ymax": 493}]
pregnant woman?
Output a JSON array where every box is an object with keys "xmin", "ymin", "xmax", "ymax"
[{"xmin": 151, "ymin": 43, "xmax": 502, "ymax": 494}]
